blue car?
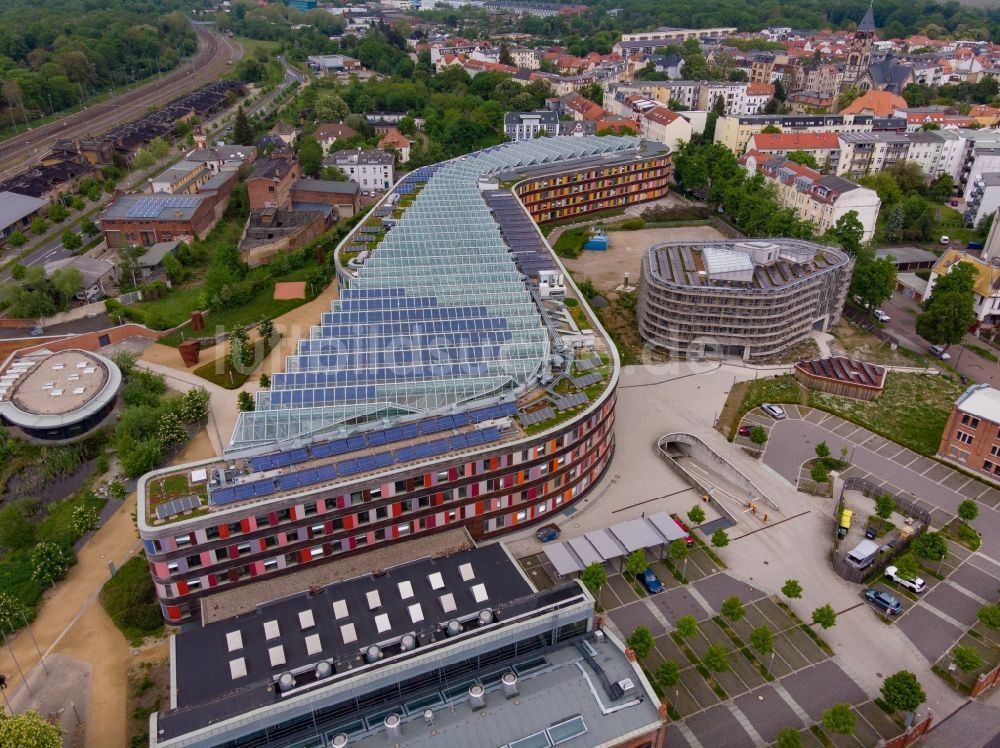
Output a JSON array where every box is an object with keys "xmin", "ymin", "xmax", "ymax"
[
  {"xmin": 865, "ymin": 588, "xmax": 901, "ymax": 615},
  {"xmin": 535, "ymin": 524, "xmax": 561, "ymax": 543},
  {"xmin": 640, "ymin": 568, "xmax": 663, "ymax": 594}
]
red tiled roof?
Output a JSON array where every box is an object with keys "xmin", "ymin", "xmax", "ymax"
[
  {"xmin": 643, "ymin": 106, "xmax": 681, "ymax": 125},
  {"xmin": 751, "ymin": 132, "xmax": 840, "ymax": 150},
  {"xmin": 746, "ymin": 83, "xmax": 775, "ymax": 97},
  {"xmin": 841, "ymin": 90, "xmax": 908, "ymax": 117}
]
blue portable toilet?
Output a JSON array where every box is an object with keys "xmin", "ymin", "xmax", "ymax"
[{"xmin": 584, "ymin": 228, "xmax": 608, "ymax": 251}]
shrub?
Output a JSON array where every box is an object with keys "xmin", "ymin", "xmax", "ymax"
[
  {"xmin": 782, "ymin": 579, "xmax": 803, "ymax": 599},
  {"xmin": 721, "ymin": 596, "xmax": 745, "ymax": 622},
  {"xmin": 822, "ymin": 703, "xmax": 855, "ymax": 735},
  {"xmin": 952, "ymin": 645, "xmax": 983, "ymax": 673},
  {"xmin": 748, "ymin": 426, "xmax": 767, "ymax": 444},
  {"xmin": 31, "ymin": 542, "xmax": 71, "ymax": 586},
  {"xmin": 874, "ymin": 494, "xmax": 895, "ymax": 521},
  {"xmin": 957, "ymin": 499, "xmax": 979, "ymax": 522},
  {"xmin": 913, "ymin": 531, "xmax": 948, "ymax": 562},
  {"xmin": 776, "ymin": 727, "xmax": 803, "ymax": 748},
  {"xmin": 810, "ymin": 463, "xmax": 830, "ymax": 483},
  {"xmin": 978, "ymin": 604, "xmax": 1000, "ymax": 630},
  {"xmin": 71, "ymin": 504, "xmax": 98, "ymax": 536},
  {"xmin": 100, "ymin": 555, "xmax": 163, "ymax": 643},
  {"xmin": 880, "ymin": 671, "xmax": 926, "ymax": 713},
  {"xmin": 0, "ymin": 498, "xmax": 37, "ymax": 550},
  {"xmin": 620, "ymin": 218, "xmax": 645, "ymax": 230}
]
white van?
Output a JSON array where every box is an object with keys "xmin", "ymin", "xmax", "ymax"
[
  {"xmin": 845, "ymin": 539, "xmax": 881, "ymax": 570},
  {"xmin": 929, "ymin": 344, "xmax": 951, "ymax": 360}
]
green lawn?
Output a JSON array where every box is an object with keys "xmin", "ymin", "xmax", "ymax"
[
  {"xmin": 128, "ymin": 285, "xmax": 204, "ymax": 329},
  {"xmin": 808, "ymin": 372, "xmax": 966, "ymax": 456}
]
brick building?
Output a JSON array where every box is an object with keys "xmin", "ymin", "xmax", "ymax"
[
  {"xmin": 938, "ymin": 383, "xmax": 1000, "ymax": 483},
  {"xmin": 291, "ymin": 179, "xmax": 361, "ymax": 218},
  {"xmin": 100, "ymin": 194, "xmax": 221, "ymax": 248},
  {"xmin": 247, "ymin": 153, "xmax": 301, "ymax": 210}
]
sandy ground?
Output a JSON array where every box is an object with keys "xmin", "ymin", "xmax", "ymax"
[
  {"xmin": 563, "ymin": 225, "xmax": 727, "ymax": 292},
  {"xmin": 0, "ymin": 488, "xmax": 144, "ymax": 747}
]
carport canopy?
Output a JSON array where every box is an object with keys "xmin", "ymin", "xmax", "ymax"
[{"xmin": 541, "ymin": 511, "xmax": 688, "ymax": 577}]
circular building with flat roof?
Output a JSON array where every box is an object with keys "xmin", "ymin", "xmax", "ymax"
[{"xmin": 0, "ymin": 349, "xmax": 122, "ymax": 440}]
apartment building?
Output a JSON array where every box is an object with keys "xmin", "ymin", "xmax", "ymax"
[
  {"xmin": 742, "ymin": 152, "xmax": 881, "ymax": 241},
  {"xmin": 698, "ymin": 81, "xmax": 774, "ymax": 116},
  {"xmin": 747, "ymin": 132, "xmax": 841, "ymax": 171},
  {"xmin": 713, "ymin": 113, "xmax": 888, "ymax": 154},
  {"xmin": 964, "ymin": 172, "xmax": 1000, "ymax": 227},
  {"xmin": 927, "ymin": 248, "xmax": 1000, "ymax": 324},
  {"xmin": 137, "ymin": 135, "xmax": 641, "ymax": 623},
  {"xmin": 836, "ymin": 132, "xmax": 911, "ymax": 179},
  {"xmin": 640, "ymin": 106, "xmax": 692, "ymax": 149},
  {"xmin": 614, "ymin": 25, "xmax": 735, "ymax": 55},
  {"xmin": 637, "ymin": 239, "xmax": 852, "ymax": 360},
  {"xmin": 328, "ymin": 149, "xmax": 395, "ymax": 191},
  {"xmin": 964, "ymin": 145, "xmax": 1000, "ymax": 201},
  {"xmin": 503, "ymin": 110, "xmax": 561, "ymax": 141},
  {"xmin": 513, "ymin": 141, "xmax": 671, "ymax": 224},
  {"xmin": 247, "ymin": 154, "xmax": 301, "ymax": 211},
  {"xmin": 938, "ymin": 383, "xmax": 1000, "ymax": 483}
]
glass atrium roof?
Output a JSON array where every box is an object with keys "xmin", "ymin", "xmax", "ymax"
[{"xmin": 230, "ymin": 135, "xmax": 640, "ymax": 449}]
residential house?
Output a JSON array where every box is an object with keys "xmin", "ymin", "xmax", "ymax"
[
  {"xmin": 377, "ymin": 128, "xmax": 412, "ymax": 162},
  {"xmin": 640, "ymin": 107, "xmax": 692, "ymax": 149},
  {"xmin": 328, "ymin": 149, "xmax": 395, "ymax": 192},
  {"xmin": 268, "ymin": 122, "xmax": 300, "ymax": 149},
  {"xmin": 741, "ymin": 151, "xmax": 881, "ymax": 241},
  {"xmin": 313, "ymin": 123, "xmax": 358, "ymax": 155},
  {"xmin": 44, "ymin": 256, "xmax": 116, "ymax": 302},
  {"xmin": 246, "ymin": 153, "xmax": 301, "ymax": 211},
  {"xmin": 184, "ymin": 145, "xmax": 257, "ymax": 174},
  {"xmin": 503, "ymin": 111, "xmax": 561, "ymax": 141},
  {"xmin": 841, "ymin": 89, "xmax": 908, "ymax": 118},
  {"xmin": 747, "ymin": 132, "xmax": 841, "ymax": 171}
]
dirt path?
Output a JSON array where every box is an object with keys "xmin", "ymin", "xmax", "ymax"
[{"xmin": 0, "ymin": 489, "xmax": 143, "ymax": 746}]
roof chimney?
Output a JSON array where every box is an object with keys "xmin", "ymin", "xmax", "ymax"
[
  {"xmin": 468, "ymin": 684, "xmax": 486, "ymax": 710},
  {"xmin": 501, "ymin": 671, "xmax": 519, "ymax": 698},
  {"xmin": 384, "ymin": 713, "xmax": 401, "ymax": 739}
]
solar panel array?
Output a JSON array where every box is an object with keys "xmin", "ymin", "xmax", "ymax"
[
  {"xmin": 155, "ymin": 494, "xmax": 202, "ymax": 521},
  {"xmin": 576, "ymin": 356, "xmax": 602, "ymax": 371},
  {"xmin": 483, "ymin": 191, "xmax": 557, "ymax": 281},
  {"xmin": 125, "ymin": 195, "xmax": 199, "ymax": 219},
  {"xmin": 519, "ymin": 407, "xmax": 555, "ymax": 427},
  {"xmin": 231, "ymin": 136, "xmax": 641, "ymax": 448},
  {"xmin": 210, "ymin": 424, "xmax": 506, "ymax": 506},
  {"xmin": 572, "ymin": 373, "xmax": 603, "ymax": 388},
  {"xmin": 554, "ymin": 393, "xmax": 588, "ymax": 411}
]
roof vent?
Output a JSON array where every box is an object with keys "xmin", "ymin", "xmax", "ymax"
[
  {"xmin": 478, "ymin": 609, "xmax": 494, "ymax": 626},
  {"xmin": 365, "ymin": 645, "xmax": 382, "ymax": 663},
  {"xmin": 446, "ymin": 620, "xmax": 463, "ymax": 637},
  {"xmin": 469, "ymin": 684, "xmax": 486, "ymax": 710},
  {"xmin": 423, "ymin": 709, "xmax": 435, "ymax": 726},
  {"xmin": 502, "ymin": 671, "xmax": 518, "ymax": 698},
  {"xmin": 315, "ymin": 661, "xmax": 333, "ymax": 680},
  {"xmin": 400, "ymin": 633, "xmax": 416, "ymax": 652},
  {"xmin": 277, "ymin": 672, "xmax": 296, "ymax": 692},
  {"xmin": 331, "ymin": 734, "xmax": 348, "ymax": 748},
  {"xmin": 384, "ymin": 713, "xmax": 402, "ymax": 739}
]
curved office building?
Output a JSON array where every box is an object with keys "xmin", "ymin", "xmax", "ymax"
[
  {"xmin": 138, "ymin": 136, "xmax": 669, "ymax": 622},
  {"xmin": 637, "ymin": 239, "xmax": 852, "ymax": 360}
]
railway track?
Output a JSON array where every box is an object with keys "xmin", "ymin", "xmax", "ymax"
[{"xmin": 0, "ymin": 23, "xmax": 243, "ymax": 182}]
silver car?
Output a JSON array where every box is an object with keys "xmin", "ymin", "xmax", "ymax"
[
  {"xmin": 761, "ymin": 403, "xmax": 786, "ymax": 420},
  {"xmin": 884, "ymin": 565, "xmax": 927, "ymax": 593}
]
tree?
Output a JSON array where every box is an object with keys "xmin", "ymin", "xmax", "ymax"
[
  {"xmin": 259, "ymin": 372, "xmax": 271, "ymax": 388},
  {"xmin": 657, "ymin": 659, "xmax": 680, "ymax": 688},
  {"xmin": 815, "ymin": 441, "xmax": 831, "ymax": 459},
  {"xmin": 822, "ymin": 703, "xmax": 856, "ymax": 735},
  {"xmin": 761, "ymin": 124, "xmax": 782, "ymax": 134},
  {"xmin": 233, "ymin": 106, "xmax": 254, "ymax": 146},
  {"xmin": 72, "ymin": 504, "xmax": 98, "ymax": 536},
  {"xmin": 8, "ymin": 230, "xmax": 26, "ymax": 247},
  {"xmin": 893, "ymin": 554, "xmax": 920, "ymax": 582},
  {"xmin": 229, "ymin": 324, "xmax": 252, "ymax": 370},
  {"xmin": 750, "ymin": 625, "xmax": 773, "ymax": 655},
  {"xmin": 111, "ymin": 350, "xmax": 138, "ymax": 378},
  {"xmin": 322, "ymin": 165, "xmax": 350, "ymax": 181},
  {"xmin": 47, "ymin": 203, "xmax": 68, "ymax": 223},
  {"xmin": 625, "ymin": 549, "xmax": 648, "ymax": 577},
  {"xmin": 0, "ymin": 590, "xmax": 28, "ymax": 631},
  {"xmin": 258, "ymin": 316, "xmax": 275, "ymax": 344},
  {"xmin": 786, "ymin": 150, "xmax": 818, "ymax": 169},
  {"xmin": 958, "ymin": 499, "xmax": 979, "ymax": 522},
  {"xmin": 977, "ymin": 604, "xmax": 1000, "ymax": 630},
  {"xmin": 132, "ymin": 148, "xmax": 155, "ymax": 172},
  {"xmin": 823, "ymin": 211, "xmax": 865, "ymax": 256},
  {"xmin": 498, "ymin": 43, "xmax": 514, "ymax": 66},
  {"xmin": 31, "ymin": 541, "xmax": 69, "ymax": 586},
  {"xmin": 626, "ymin": 625, "xmax": 654, "ymax": 659},
  {"xmin": 880, "ymin": 671, "xmax": 926, "ymax": 714},
  {"xmin": 668, "ymin": 538, "xmax": 689, "ymax": 568},
  {"xmin": 875, "ymin": 494, "xmax": 895, "ymax": 521},
  {"xmin": 158, "ymin": 412, "xmax": 188, "ymax": 447},
  {"xmin": 776, "ymin": 727, "xmax": 803, "ymax": 748},
  {"xmin": 952, "ymin": 645, "xmax": 983, "ymax": 673},
  {"xmin": 120, "ymin": 438, "xmax": 162, "ymax": 480},
  {"xmin": 581, "ymin": 562, "xmax": 607, "ymax": 604},
  {"xmin": 917, "ymin": 262, "xmax": 978, "ymax": 346},
  {"xmin": 703, "ymin": 644, "xmax": 729, "ymax": 672},
  {"xmin": 0, "ymin": 710, "xmax": 64, "ymax": 748},
  {"xmin": 30, "ymin": 216, "xmax": 46, "ymax": 235},
  {"xmin": 315, "ymin": 93, "xmax": 350, "ymax": 122},
  {"xmin": 913, "ymin": 531, "xmax": 948, "ymax": 562},
  {"xmin": 51, "ymin": 266, "xmax": 83, "ymax": 307},
  {"xmin": 0, "ymin": 498, "xmax": 36, "ymax": 550},
  {"xmin": 237, "ymin": 391, "xmax": 255, "ymax": 411},
  {"xmin": 851, "ymin": 254, "xmax": 897, "ymax": 312},
  {"xmin": 298, "ymin": 135, "xmax": 323, "ymax": 177},
  {"xmin": 749, "ymin": 425, "xmax": 768, "ymax": 444},
  {"xmin": 811, "ymin": 604, "xmax": 837, "ymax": 629},
  {"xmin": 149, "ymin": 136, "xmax": 170, "ymax": 165},
  {"xmin": 721, "ymin": 596, "xmax": 745, "ymax": 621},
  {"xmin": 687, "ymin": 505, "xmax": 705, "ymax": 525},
  {"xmin": 711, "ymin": 528, "xmax": 729, "ymax": 549},
  {"xmin": 675, "ymin": 614, "xmax": 698, "ymax": 639}
]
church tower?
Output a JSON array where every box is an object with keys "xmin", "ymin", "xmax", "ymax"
[{"xmin": 844, "ymin": 2, "xmax": 876, "ymax": 87}]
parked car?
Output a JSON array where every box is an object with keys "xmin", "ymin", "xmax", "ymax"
[
  {"xmin": 535, "ymin": 524, "xmax": 561, "ymax": 543},
  {"xmin": 873, "ymin": 309, "xmax": 890, "ymax": 322},
  {"xmin": 864, "ymin": 588, "xmax": 902, "ymax": 615},
  {"xmin": 760, "ymin": 403, "xmax": 786, "ymax": 420},
  {"xmin": 673, "ymin": 517, "xmax": 695, "ymax": 547},
  {"xmin": 639, "ymin": 568, "xmax": 663, "ymax": 594},
  {"xmin": 929, "ymin": 344, "xmax": 951, "ymax": 360},
  {"xmin": 940, "ymin": 235, "xmax": 951, "ymax": 245},
  {"xmin": 950, "ymin": 198, "xmax": 960, "ymax": 207},
  {"xmin": 884, "ymin": 565, "xmax": 927, "ymax": 593},
  {"xmin": 968, "ymin": 241, "xmax": 984, "ymax": 251},
  {"xmin": 738, "ymin": 425, "xmax": 752, "ymax": 437},
  {"xmin": 865, "ymin": 526, "xmax": 877, "ymax": 540}
]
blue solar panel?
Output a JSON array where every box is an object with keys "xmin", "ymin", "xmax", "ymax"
[
  {"xmin": 367, "ymin": 431, "xmax": 388, "ymax": 446},
  {"xmin": 211, "ymin": 487, "xmax": 236, "ymax": 504},
  {"xmin": 279, "ymin": 474, "xmax": 299, "ymax": 490},
  {"xmin": 372, "ymin": 452, "xmax": 394, "ymax": 468},
  {"xmin": 235, "ymin": 484, "xmax": 254, "ymax": 500},
  {"xmin": 290, "ymin": 448, "xmax": 310, "ymax": 464},
  {"xmin": 311, "ymin": 442, "xmax": 337, "ymax": 459},
  {"xmin": 317, "ymin": 465, "xmax": 337, "ymax": 481},
  {"xmin": 337, "ymin": 459, "xmax": 360, "ymax": 476},
  {"xmin": 253, "ymin": 479, "xmax": 275, "ymax": 497},
  {"xmin": 450, "ymin": 433, "xmax": 469, "ymax": 449},
  {"xmin": 480, "ymin": 426, "xmax": 502, "ymax": 443},
  {"xmin": 399, "ymin": 423, "xmax": 420, "ymax": 439},
  {"xmin": 346, "ymin": 436, "xmax": 366, "ymax": 450}
]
